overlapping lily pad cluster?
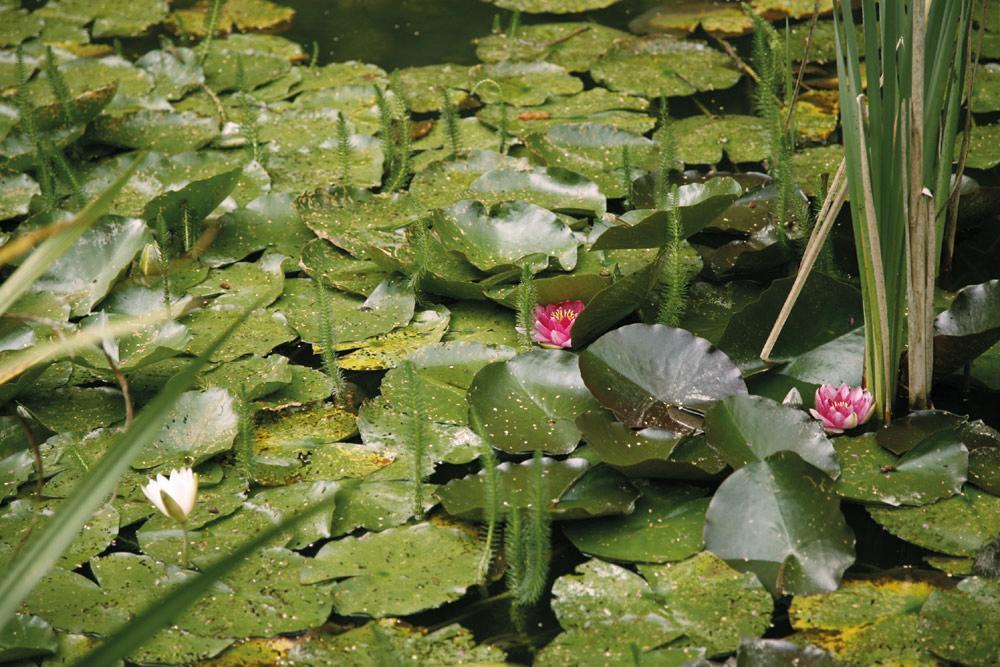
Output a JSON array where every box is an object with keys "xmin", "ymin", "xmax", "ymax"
[{"xmin": 1, "ymin": 0, "xmax": 999, "ymax": 665}]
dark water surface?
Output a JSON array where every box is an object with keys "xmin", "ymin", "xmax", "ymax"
[{"xmin": 280, "ymin": 0, "xmax": 663, "ymax": 70}]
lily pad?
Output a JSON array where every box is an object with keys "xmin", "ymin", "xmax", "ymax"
[
  {"xmin": 485, "ymin": 0, "xmax": 625, "ymax": 12},
  {"xmin": 390, "ymin": 64, "xmax": 470, "ymax": 113},
  {"xmin": 705, "ymin": 450, "xmax": 855, "ymax": 595},
  {"xmin": 301, "ymin": 521, "xmax": 481, "ymax": 617},
  {"xmin": 835, "ymin": 431, "xmax": 968, "ymax": 506},
  {"xmin": 477, "ymin": 87, "xmax": 654, "ymax": 136},
  {"xmin": 561, "ymin": 481, "xmax": 709, "ymax": 563},
  {"xmin": 931, "ymin": 279, "xmax": 1000, "ymax": 377},
  {"xmin": 0, "ymin": 614, "xmax": 57, "ymax": 663},
  {"xmin": 630, "ymin": 1, "xmax": 752, "ymax": 37},
  {"xmin": 867, "ymin": 486, "xmax": 1000, "ymax": 556},
  {"xmin": 133, "ymin": 387, "xmax": 239, "ymax": 469},
  {"xmin": 705, "ymin": 394, "xmax": 840, "ymax": 477},
  {"xmin": 48, "ymin": 0, "xmax": 168, "ymax": 38},
  {"xmin": 26, "ymin": 216, "xmax": 148, "ymax": 317},
  {"xmin": 205, "ymin": 192, "xmax": 314, "ymax": 267},
  {"xmin": 790, "ymin": 578, "xmax": 938, "ymax": 666},
  {"xmin": 591, "ymin": 36, "xmax": 741, "ymax": 98},
  {"xmin": 90, "ymin": 111, "xmax": 220, "ymax": 153},
  {"xmin": 0, "ymin": 172, "xmax": 40, "ymax": 220},
  {"xmin": 437, "ymin": 199, "xmax": 579, "ymax": 273},
  {"xmin": 971, "ymin": 62, "xmax": 1000, "ymax": 113},
  {"xmin": 469, "ymin": 61, "xmax": 583, "ymax": 106},
  {"xmin": 469, "ymin": 164, "xmax": 606, "ymax": 216},
  {"xmin": 337, "ymin": 305, "xmax": 452, "ymax": 371},
  {"xmin": 475, "ymin": 23, "xmax": 628, "ymax": 72},
  {"xmin": 919, "ymin": 576, "xmax": 1000, "ymax": 667},
  {"xmin": 183, "ymin": 306, "xmax": 297, "ymax": 362},
  {"xmin": 136, "ymin": 47, "xmax": 205, "ymax": 101},
  {"xmin": 468, "ymin": 349, "xmax": 601, "ymax": 454},
  {"xmin": 579, "ymin": 323, "xmax": 747, "ymax": 431},
  {"xmin": 965, "ymin": 122, "xmax": 1000, "ymax": 170}
]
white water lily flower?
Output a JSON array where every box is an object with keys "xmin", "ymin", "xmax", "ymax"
[{"xmin": 142, "ymin": 468, "xmax": 198, "ymax": 523}]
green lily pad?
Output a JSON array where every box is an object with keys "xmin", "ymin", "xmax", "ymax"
[
  {"xmin": 562, "ymin": 481, "xmax": 709, "ymax": 563},
  {"xmin": 437, "ymin": 199, "xmax": 579, "ymax": 273},
  {"xmin": 27, "ymin": 56, "xmax": 154, "ymax": 111},
  {"xmin": 525, "ymin": 122, "xmax": 657, "ymax": 198},
  {"xmin": 578, "ymin": 409, "xmax": 727, "ymax": 479},
  {"xmin": 932, "ymin": 279, "xmax": 1000, "ymax": 377},
  {"xmin": 486, "ymin": 0, "xmax": 624, "ymax": 12},
  {"xmin": 734, "ymin": 638, "xmax": 834, "ymax": 666},
  {"xmin": 273, "ymin": 277, "xmax": 414, "ymax": 346},
  {"xmin": 47, "ymin": 0, "xmax": 168, "ymax": 38},
  {"xmin": 443, "ymin": 301, "xmax": 519, "ymax": 347},
  {"xmin": 268, "ymin": 619, "xmax": 505, "ymax": 666},
  {"xmin": 971, "ymin": 62, "xmax": 1000, "ymax": 113},
  {"xmin": 299, "ymin": 238, "xmax": 391, "ymax": 296},
  {"xmin": 867, "ymin": 486, "xmax": 1000, "ymax": 557},
  {"xmin": 143, "ymin": 167, "xmax": 243, "ymax": 256},
  {"xmin": 667, "ymin": 114, "xmax": 770, "ymax": 165},
  {"xmin": 136, "ymin": 47, "xmax": 205, "ymax": 101},
  {"xmin": 298, "ymin": 189, "xmax": 426, "ymax": 257},
  {"xmin": 0, "ymin": 614, "xmax": 57, "ymax": 663},
  {"xmin": 254, "ymin": 363, "xmax": 333, "ymax": 411},
  {"xmin": 876, "ymin": 411, "xmax": 967, "ymax": 456},
  {"xmin": 328, "ymin": 479, "xmax": 437, "ymax": 537},
  {"xmin": 629, "ymin": 1, "xmax": 752, "ymax": 37},
  {"xmin": 357, "ymin": 395, "xmax": 483, "ymax": 479},
  {"xmin": 469, "ymin": 61, "xmax": 583, "ymax": 106},
  {"xmin": 133, "ymin": 387, "xmax": 239, "ymax": 469},
  {"xmin": 198, "ymin": 354, "xmax": 291, "ymax": 399},
  {"xmin": 185, "ymin": 306, "xmax": 297, "ymax": 362},
  {"xmin": 579, "ymin": 323, "xmax": 747, "ymax": 431},
  {"xmin": 591, "ymin": 36, "xmax": 741, "ymax": 98},
  {"xmin": 591, "ymin": 177, "xmax": 744, "ymax": 249},
  {"xmin": 301, "ymin": 521, "xmax": 481, "ymax": 618},
  {"xmin": 717, "ymin": 272, "xmax": 864, "ymax": 373},
  {"xmin": 390, "ymin": 64, "xmax": 470, "ymax": 113},
  {"xmin": 27, "ymin": 216, "xmax": 148, "ymax": 317},
  {"xmin": 793, "ymin": 144, "xmax": 845, "ymax": 194},
  {"xmin": 965, "ymin": 122, "xmax": 1000, "ymax": 170},
  {"xmin": 202, "ymin": 41, "xmax": 291, "ymax": 93},
  {"xmin": 20, "ymin": 386, "xmax": 125, "ymax": 433},
  {"xmin": 477, "ymin": 87, "xmax": 654, "ymax": 137},
  {"xmin": 0, "ymin": 499, "xmax": 119, "ymax": 570},
  {"xmin": 468, "ymin": 349, "xmax": 601, "ymax": 454},
  {"xmin": 0, "ymin": 8, "xmax": 43, "ymax": 46},
  {"xmin": 475, "ymin": 22, "xmax": 628, "ymax": 72},
  {"xmin": 90, "ymin": 110, "xmax": 219, "ymax": 153},
  {"xmin": 337, "ymin": 305, "xmax": 452, "ymax": 371},
  {"xmin": 0, "ymin": 172, "xmax": 40, "ymax": 220},
  {"xmin": 204, "ymin": 192, "xmax": 314, "ymax": 267},
  {"xmin": 790, "ymin": 578, "xmax": 938, "ymax": 666},
  {"xmin": 468, "ymin": 164, "xmax": 606, "ymax": 216},
  {"xmin": 409, "ymin": 149, "xmax": 527, "ymax": 209},
  {"xmin": 835, "ymin": 431, "xmax": 968, "ymax": 506},
  {"xmin": 546, "ymin": 554, "xmax": 771, "ymax": 661},
  {"xmin": 267, "ymin": 131, "xmax": 384, "ymax": 192},
  {"xmin": 189, "ymin": 252, "xmax": 286, "ymax": 309},
  {"xmin": 411, "ymin": 118, "xmax": 502, "ymax": 172},
  {"xmin": 705, "ymin": 450, "xmax": 855, "ymax": 595},
  {"xmin": 919, "ymin": 576, "xmax": 1000, "ymax": 666},
  {"xmin": 705, "ymin": 394, "xmax": 839, "ymax": 477}
]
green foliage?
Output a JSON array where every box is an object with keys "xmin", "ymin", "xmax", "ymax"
[
  {"xmin": 15, "ymin": 46, "xmax": 54, "ymax": 207},
  {"xmin": 312, "ymin": 278, "xmax": 348, "ymax": 405},
  {"xmin": 439, "ymin": 86, "xmax": 463, "ymax": 160},
  {"xmin": 386, "ymin": 77, "xmax": 413, "ymax": 192},
  {"xmin": 478, "ymin": 440, "xmax": 500, "ymax": 582},
  {"xmin": 374, "ymin": 85, "xmax": 396, "ymax": 180},
  {"xmin": 621, "ymin": 145, "xmax": 633, "ymax": 209},
  {"xmin": 337, "ymin": 113, "xmax": 352, "ymax": 188},
  {"xmin": 235, "ymin": 385, "xmax": 256, "ymax": 481},
  {"xmin": 514, "ymin": 263, "xmax": 537, "ymax": 351},
  {"xmin": 399, "ymin": 360, "xmax": 427, "ymax": 518},
  {"xmin": 518, "ymin": 450, "xmax": 551, "ymax": 606},
  {"xmin": 407, "ymin": 220, "xmax": 431, "ymax": 299},
  {"xmin": 154, "ymin": 212, "xmax": 172, "ymax": 311},
  {"xmin": 198, "ymin": 0, "xmax": 224, "ymax": 66},
  {"xmin": 43, "ymin": 47, "xmax": 74, "ymax": 127},
  {"xmin": 656, "ymin": 186, "xmax": 688, "ymax": 327},
  {"xmin": 237, "ymin": 56, "xmax": 262, "ymax": 164},
  {"xmin": 654, "ymin": 98, "xmax": 675, "ymax": 210}
]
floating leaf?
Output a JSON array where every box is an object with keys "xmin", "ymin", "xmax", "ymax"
[
  {"xmin": 579, "ymin": 324, "xmax": 747, "ymax": 430},
  {"xmin": 791, "ymin": 578, "xmax": 938, "ymax": 666},
  {"xmin": 132, "ymin": 388, "xmax": 239, "ymax": 469},
  {"xmin": 205, "ymin": 192, "xmax": 317, "ymax": 267},
  {"xmin": 0, "ymin": 614, "xmax": 57, "ymax": 663},
  {"xmin": 469, "ymin": 61, "xmax": 583, "ymax": 106},
  {"xmin": 705, "ymin": 450, "xmax": 855, "ymax": 595},
  {"xmin": 705, "ymin": 394, "xmax": 840, "ymax": 477},
  {"xmin": 468, "ymin": 349, "xmax": 601, "ymax": 454},
  {"xmin": 668, "ymin": 115, "xmax": 770, "ymax": 165},
  {"xmin": 475, "ymin": 23, "xmax": 628, "ymax": 72},
  {"xmin": 183, "ymin": 307, "xmax": 297, "ymax": 362},
  {"xmin": 90, "ymin": 111, "xmax": 220, "ymax": 153},
  {"xmin": 561, "ymin": 481, "xmax": 709, "ymax": 563},
  {"xmin": 630, "ymin": 1, "xmax": 752, "ymax": 37},
  {"xmin": 867, "ymin": 487, "xmax": 1000, "ymax": 557},
  {"xmin": 591, "ymin": 36, "xmax": 741, "ymax": 98},
  {"xmin": 485, "ymin": 0, "xmax": 625, "ymax": 13},
  {"xmin": 301, "ymin": 521, "xmax": 481, "ymax": 618},
  {"xmin": 835, "ymin": 431, "xmax": 968, "ymax": 506},
  {"xmin": 931, "ymin": 279, "xmax": 1000, "ymax": 377},
  {"xmin": 437, "ymin": 199, "xmax": 579, "ymax": 273},
  {"xmin": 20, "ymin": 387, "xmax": 125, "ymax": 433},
  {"xmin": 477, "ymin": 87, "xmax": 653, "ymax": 137},
  {"xmin": 919, "ymin": 576, "xmax": 1000, "ymax": 667}
]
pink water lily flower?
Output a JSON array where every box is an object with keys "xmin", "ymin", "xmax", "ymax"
[
  {"xmin": 533, "ymin": 300, "xmax": 585, "ymax": 349},
  {"xmin": 809, "ymin": 383, "xmax": 875, "ymax": 433}
]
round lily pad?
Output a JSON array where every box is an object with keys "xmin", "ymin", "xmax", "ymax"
[
  {"xmin": 591, "ymin": 36, "xmax": 741, "ymax": 98},
  {"xmin": 469, "ymin": 349, "xmax": 601, "ymax": 454},
  {"xmin": 475, "ymin": 23, "xmax": 628, "ymax": 72},
  {"xmin": 579, "ymin": 323, "xmax": 747, "ymax": 431}
]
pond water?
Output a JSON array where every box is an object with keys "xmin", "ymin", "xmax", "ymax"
[{"xmin": 282, "ymin": 0, "xmax": 660, "ymax": 69}]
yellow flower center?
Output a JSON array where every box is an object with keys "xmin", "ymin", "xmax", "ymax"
[{"xmin": 551, "ymin": 307, "xmax": 579, "ymax": 324}]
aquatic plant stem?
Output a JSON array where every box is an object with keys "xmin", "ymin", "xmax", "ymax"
[
  {"xmin": 180, "ymin": 520, "xmax": 190, "ymax": 568},
  {"xmin": 760, "ymin": 158, "xmax": 847, "ymax": 363}
]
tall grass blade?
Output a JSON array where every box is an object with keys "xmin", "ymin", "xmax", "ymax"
[
  {"xmin": 0, "ymin": 156, "xmax": 141, "ymax": 318},
  {"xmin": 74, "ymin": 495, "xmax": 337, "ymax": 667},
  {"xmin": 0, "ymin": 303, "xmax": 256, "ymax": 626}
]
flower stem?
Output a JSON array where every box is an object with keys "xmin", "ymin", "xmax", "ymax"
[{"xmin": 180, "ymin": 521, "xmax": 189, "ymax": 568}]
